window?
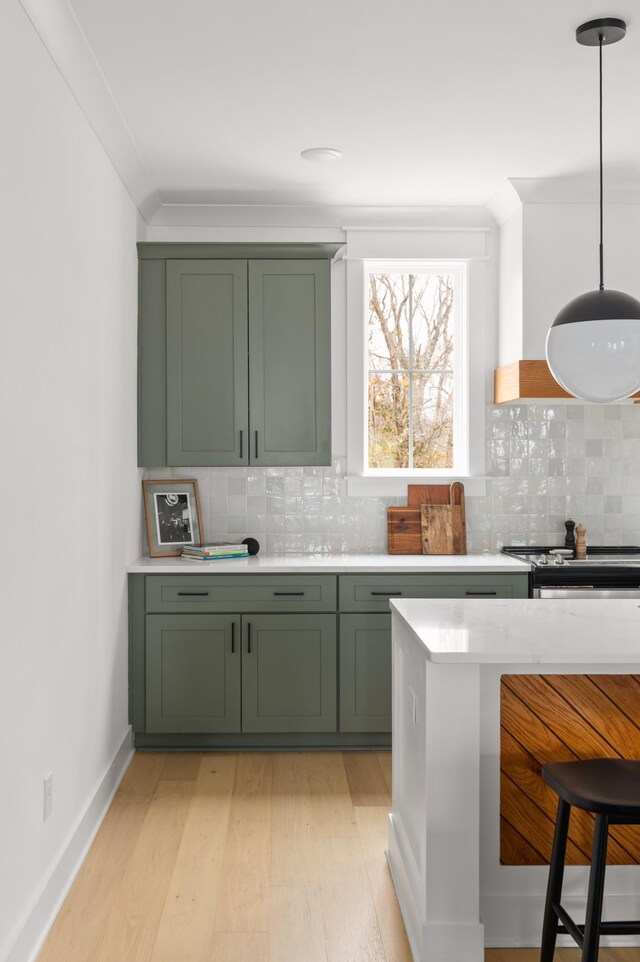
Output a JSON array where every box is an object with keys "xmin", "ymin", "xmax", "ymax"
[
  {"xmin": 344, "ymin": 242, "xmax": 486, "ymax": 498},
  {"xmin": 365, "ymin": 261, "xmax": 468, "ymax": 475}
]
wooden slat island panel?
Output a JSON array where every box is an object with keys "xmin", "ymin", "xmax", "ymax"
[{"xmin": 500, "ymin": 674, "xmax": 640, "ymax": 865}]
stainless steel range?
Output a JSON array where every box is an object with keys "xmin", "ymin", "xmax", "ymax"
[{"xmin": 501, "ymin": 544, "xmax": 640, "ymax": 598}]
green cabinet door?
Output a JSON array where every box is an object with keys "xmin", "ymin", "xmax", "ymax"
[
  {"xmin": 241, "ymin": 614, "xmax": 337, "ymax": 732},
  {"xmin": 249, "ymin": 260, "xmax": 331, "ymax": 466},
  {"xmin": 340, "ymin": 614, "xmax": 391, "ymax": 733},
  {"xmin": 166, "ymin": 260, "xmax": 248, "ymax": 465},
  {"xmin": 146, "ymin": 614, "xmax": 241, "ymax": 733}
]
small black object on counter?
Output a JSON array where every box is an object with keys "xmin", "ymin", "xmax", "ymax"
[
  {"xmin": 242, "ymin": 537, "xmax": 260, "ymax": 556},
  {"xmin": 564, "ymin": 519, "xmax": 576, "ymax": 549}
]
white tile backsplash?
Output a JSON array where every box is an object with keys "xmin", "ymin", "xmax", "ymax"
[
  {"xmin": 477, "ymin": 402, "xmax": 640, "ymax": 551},
  {"xmin": 143, "ymin": 403, "xmax": 640, "ymax": 555}
]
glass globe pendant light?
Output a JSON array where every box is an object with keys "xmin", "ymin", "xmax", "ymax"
[{"xmin": 546, "ymin": 18, "xmax": 640, "ymax": 403}]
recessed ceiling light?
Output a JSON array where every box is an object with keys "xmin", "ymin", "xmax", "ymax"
[{"xmin": 300, "ymin": 147, "xmax": 343, "ymax": 163}]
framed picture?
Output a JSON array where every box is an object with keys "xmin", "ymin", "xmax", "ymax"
[{"xmin": 143, "ymin": 479, "xmax": 204, "ymax": 557}]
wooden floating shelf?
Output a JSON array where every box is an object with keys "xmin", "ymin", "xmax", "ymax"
[{"xmin": 494, "ymin": 359, "xmax": 640, "ymax": 404}]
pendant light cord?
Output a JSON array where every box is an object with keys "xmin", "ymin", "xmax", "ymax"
[{"xmin": 599, "ymin": 33, "xmax": 604, "ymax": 291}]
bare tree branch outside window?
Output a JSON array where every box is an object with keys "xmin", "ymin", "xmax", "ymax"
[{"xmin": 368, "ymin": 272, "xmax": 454, "ymax": 469}]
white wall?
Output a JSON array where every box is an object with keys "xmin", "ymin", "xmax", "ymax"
[
  {"xmin": 497, "ymin": 206, "xmax": 523, "ymax": 366},
  {"xmin": 0, "ymin": 3, "xmax": 140, "ymax": 959},
  {"xmin": 497, "ymin": 200, "xmax": 640, "ymax": 361}
]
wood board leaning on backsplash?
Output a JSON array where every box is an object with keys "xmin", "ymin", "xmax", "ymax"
[{"xmin": 387, "ymin": 482, "xmax": 467, "ymax": 555}]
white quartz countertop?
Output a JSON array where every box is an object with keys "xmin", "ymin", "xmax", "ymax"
[
  {"xmin": 391, "ymin": 597, "xmax": 640, "ymax": 664},
  {"xmin": 127, "ymin": 552, "xmax": 531, "ymax": 575}
]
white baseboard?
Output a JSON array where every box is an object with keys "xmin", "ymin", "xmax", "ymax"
[
  {"xmin": 482, "ymin": 892, "xmax": 640, "ymax": 948},
  {"xmin": 386, "ymin": 816, "xmax": 420, "ymax": 962},
  {"xmin": 4, "ymin": 728, "xmax": 134, "ymax": 962}
]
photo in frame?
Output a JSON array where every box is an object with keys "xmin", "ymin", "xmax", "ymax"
[{"xmin": 142, "ymin": 479, "xmax": 204, "ymax": 557}]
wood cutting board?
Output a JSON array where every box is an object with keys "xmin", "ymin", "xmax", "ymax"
[
  {"xmin": 387, "ymin": 482, "xmax": 467, "ymax": 554},
  {"xmin": 407, "ymin": 484, "xmax": 452, "ymax": 506},
  {"xmin": 420, "ymin": 481, "xmax": 467, "ymax": 555},
  {"xmin": 387, "ymin": 507, "xmax": 422, "ymax": 554}
]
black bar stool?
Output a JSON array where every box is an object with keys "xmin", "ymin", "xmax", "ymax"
[{"xmin": 541, "ymin": 758, "xmax": 640, "ymax": 962}]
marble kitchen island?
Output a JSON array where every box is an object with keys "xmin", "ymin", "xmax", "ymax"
[{"xmin": 388, "ymin": 598, "xmax": 640, "ymax": 961}]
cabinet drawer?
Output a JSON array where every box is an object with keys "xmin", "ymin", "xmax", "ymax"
[
  {"xmin": 146, "ymin": 574, "xmax": 337, "ymax": 613},
  {"xmin": 338, "ymin": 574, "xmax": 517, "ymax": 612}
]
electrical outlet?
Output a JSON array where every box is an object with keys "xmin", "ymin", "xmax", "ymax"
[{"xmin": 43, "ymin": 773, "xmax": 53, "ymax": 822}]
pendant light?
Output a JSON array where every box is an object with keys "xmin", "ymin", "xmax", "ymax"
[{"xmin": 545, "ymin": 18, "xmax": 640, "ymax": 403}]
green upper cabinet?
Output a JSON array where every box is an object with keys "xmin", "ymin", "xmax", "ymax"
[
  {"xmin": 249, "ymin": 261, "xmax": 331, "ymax": 466},
  {"xmin": 137, "ymin": 243, "xmax": 338, "ymax": 467},
  {"xmin": 166, "ymin": 260, "xmax": 248, "ymax": 466}
]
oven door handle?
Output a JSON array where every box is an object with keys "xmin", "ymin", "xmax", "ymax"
[{"xmin": 535, "ymin": 587, "xmax": 640, "ymax": 599}]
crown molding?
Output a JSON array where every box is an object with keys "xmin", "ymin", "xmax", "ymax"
[
  {"xmin": 508, "ymin": 176, "xmax": 640, "ymax": 206},
  {"xmin": 18, "ymin": 0, "xmax": 161, "ymax": 221},
  {"xmin": 487, "ymin": 175, "xmax": 640, "ymax": 226},
  {"xmin": 517, "ymin": 176, "xmax": 640, "ymax": 204},
  {"xmin": 142, "ymin": 202, "xmax": 494, "ymax": 237},
  {"xmin": 486, "ymin": 181, "xmax": 522, "ymax": 226}
]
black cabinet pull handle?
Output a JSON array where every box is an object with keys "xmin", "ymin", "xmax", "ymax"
[
  {"xmin": 247, "ymin": 622, "xmax": 252, "ymax": 654},
  {"xmin": 371, "ymin": 591, "xmax": 402, "ymax": 596},
  {"xmin": 178, "ymin": 591, "xmax": 209, "ymax": 596},
  {"xmin": 231, "ymin": 621, "xmax": 235, "ymax": 654},
  {"xmin": 239, "ymin": 430, "xmax": 243, "ymax": 459},
  {"xmin": 255, "ymin": 430, "xmax": 259, "ymax": 459},
  {"xmin": 274, "ymin": 591, "xmax": 305, "ymax": 596},
  {"xmin": 465, "ymin": 591, "xmax": 497, "ymax": 596}
]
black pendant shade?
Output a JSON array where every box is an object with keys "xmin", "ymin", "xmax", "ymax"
[
  {"xmin": 552, "ymin": 289, "xmax": 640, "ymax": 328},
  {"xmin": 545, "ymin": 17, "xmax": 640, "ymax": 402}
]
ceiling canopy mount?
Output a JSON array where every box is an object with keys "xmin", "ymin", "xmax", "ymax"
[{"xmin": 575, "ymin": 17, "xmax": 626, "ymax": 46}]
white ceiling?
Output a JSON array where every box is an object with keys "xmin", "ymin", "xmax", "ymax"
[{"xmin": 67, "ymin": 0, "xmax": 640, "ymax": 208}]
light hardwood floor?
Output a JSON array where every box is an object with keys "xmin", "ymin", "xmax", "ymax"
[{"xmin": 36, "ymin": 751, "xmax": 640, "ymax": 962}]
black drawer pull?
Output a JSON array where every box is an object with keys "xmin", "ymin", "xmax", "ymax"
[
  {"xmin": 465, "ymin": 591, "xmax": 497, "ymax": 596},
  {"xmin": 231, "ymin": 621, "xmax": 235, "ymax": 654},
  {"xmin": 371, "ymin": 591, "xmax": 403, "ymax": 596},
  {"xmin": 247, "ymin": 622, "xmax": 252, "ymax": 654},
  {"xmin": 273, "ymin": 591, "xmax": 305, "ymax": 596},
  {"xmin": 255, "ymin": 430, "xmax": 259, "ymax": 458},
  {"xmin": 239, "ymin": 430, "xmax": 243, "ymax": 459},
  {"xmin": 177, "ymin": 591, "xmax": 209, "ymax": 596}
]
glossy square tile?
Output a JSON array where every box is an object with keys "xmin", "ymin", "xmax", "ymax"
[
  {"xmin": 147, "ymin": 401, "xmax": 640, "ymax": 555},
  {"xmin": 228, "ymin": 477, "xmax": 247, "ymax": 496},
  {"xmin": 227, "ymin": 495, "xmax": 246, "ymax": 515}
]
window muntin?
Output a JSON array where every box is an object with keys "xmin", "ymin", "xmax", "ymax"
[{"xmin": 367, "ymin": 267, "xmax": 465, "ymax": 472}]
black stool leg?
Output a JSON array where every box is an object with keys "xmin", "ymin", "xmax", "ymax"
[
  {"xmin": 581, "ymin": 814, "xmax": 609, "ymax": 962},
  {"xmin": 540, "ymin": 798, "xmax": 571, "ymax": 962}
]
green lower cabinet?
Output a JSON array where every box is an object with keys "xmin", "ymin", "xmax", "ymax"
[
  {"xmin": 131, "ymin": 571, "xmax": 529, "ymax": 745},
  {"xmin": 146, "ymin": 614, "xmax": 241, "ymax": 733},
  {"xmin": 241, "ymin": 614, "xmax": 337, "ymax": 733},
  {"xmin": 339, "ymin": 614, "xmax": 391, "ymax": 733}
]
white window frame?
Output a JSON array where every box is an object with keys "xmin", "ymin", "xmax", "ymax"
[
  {"xmin": 346, "ymin": 256, "xmax": 486, "ymax": 497},
  {"xmin": 363, "ymin": 260, "xmax": 468, "ymax": 476}
]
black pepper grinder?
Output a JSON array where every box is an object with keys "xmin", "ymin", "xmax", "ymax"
[{"xmin": 564, "ymin": 519, "xmax": 576, "ymax": 551}]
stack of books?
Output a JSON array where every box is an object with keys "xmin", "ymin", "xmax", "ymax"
[{"xmin": 181, "ymin": 543, "xmax": 249, "ymax": 562}]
